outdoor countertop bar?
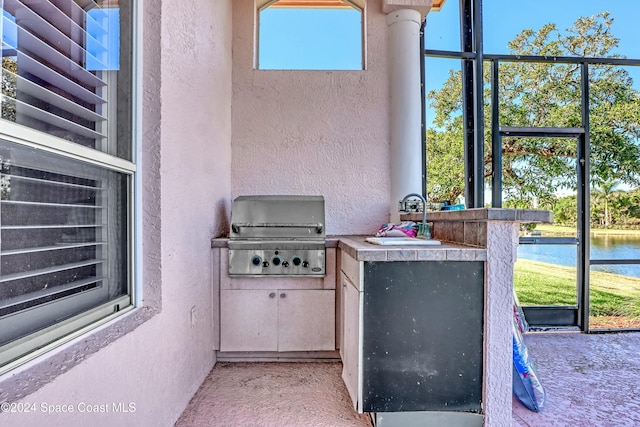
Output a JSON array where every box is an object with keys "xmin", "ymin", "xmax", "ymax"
[
  {"xmin": 406, "ymin": 207, "xmax": 553, "ymax": 223},
  {"xmin": 335, "ymin": 236, "xmax": 485, "ymax": 262},
  {"xmin": 210, "ymin": 235, "xmax": 481, "ymax": 262},
  {"xmin": 212, "ymin": 208, "xmax": 552, "ymax": 255}
]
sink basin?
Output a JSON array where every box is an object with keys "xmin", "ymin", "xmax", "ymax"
[{"xmin": 365, "ymin": 237, "xmax": 441, "ymax": 246}]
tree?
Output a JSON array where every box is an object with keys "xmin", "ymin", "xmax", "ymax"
[
  {"xmin": 551, "ymin": 195, "xmax": 578, "ymax": 226},
  {"xmin": 592, "ymin": 178, "xmax": 619, "ymax": 226},
  {"xmin": 613, "ymin": 190, "xmax": 640, "ymax": 227},
  {"xmin": 427, "ymin": 13, "xmax": 640, "ymax": 205},
  {"xmin": 2, "ymin": 57, "xmax": 17, "ymax": 122}
]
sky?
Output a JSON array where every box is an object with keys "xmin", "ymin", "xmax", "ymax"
[
  {"xmin": 259, "ymin": 7, "xmax": 362, "ymax": 70},
  {"xmin": 423, "ymin": 0, "xmax": 640, "ymax": 124},
  {"xmin": 426, "ymin": 0, "xmax": 640, "ymax": 56}
]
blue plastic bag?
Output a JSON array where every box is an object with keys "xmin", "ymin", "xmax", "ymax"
[{"xmin": 512, "ymin": 316, "xmax": 546, "ymax": 412}]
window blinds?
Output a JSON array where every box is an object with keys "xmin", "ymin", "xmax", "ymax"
[
  {"xmin": 0, "ymin": 0, "xmax": 130, "ymax": 366},
  {"xmin": 2, "ymin": 0, "xmax": 113, "ymax": 149},
  {"xmin": 0, "ymin": 138, "xmax": 129, "ymax": 346}
]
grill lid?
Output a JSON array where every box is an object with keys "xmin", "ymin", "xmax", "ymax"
[{"xmin": 229, "ymin": 195, "xmax": 325, "ymax": 240}]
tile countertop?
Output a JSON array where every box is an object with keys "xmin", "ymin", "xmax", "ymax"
[
  {"xmin": 211, "ymin": 236, "xmax": 486, "ymax": 262},
  {"xmin": 336, "ymin": 236, "xmax": 486, "ymax": 262},
  {"xmin": 401, "ymin": 207, "xmax": 553, "ymax": 223}
]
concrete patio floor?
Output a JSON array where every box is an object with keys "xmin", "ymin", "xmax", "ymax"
[
  {"xmin": 176, "ymin": 331, "xmax": 640, "ymax": 426},
  {"xmin": 513, "ymin": 331, "xmax": 640, "ymax": 427},
  {"xmin": 175, "ymin": 362, "xmax": 372, "ymax": 427}
]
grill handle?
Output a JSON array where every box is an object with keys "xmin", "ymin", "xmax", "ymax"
[{"xmin": 231, "ymin": 222, "xmax": 324, "ymax": 234}]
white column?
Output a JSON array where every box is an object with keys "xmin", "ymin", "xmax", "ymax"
[{"xmin": 387, "ymin": 8, "xmax": 424, "ymax": 223}]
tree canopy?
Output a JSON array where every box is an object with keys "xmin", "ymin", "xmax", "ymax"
[{"xmin": 427, "ymin": 13, "xmax": 640, "ymax": 207}]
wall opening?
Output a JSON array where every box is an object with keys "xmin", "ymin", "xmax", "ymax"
[{"xmin": 256, "ymin": 0, "xmax": 364, "ymax": 70}]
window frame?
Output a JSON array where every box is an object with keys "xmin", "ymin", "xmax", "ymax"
[{"xmin": 0, "ymin": 0, "xmax": 139, "ymax": 374}]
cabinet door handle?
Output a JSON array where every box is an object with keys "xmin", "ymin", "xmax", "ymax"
[
  {"xmin": 280, "ymin": 293, "xmax": 286, "ymax": 299},
  {"xmin": 269, "ymin": 292, "xmax": 276, "ymax": 298}
]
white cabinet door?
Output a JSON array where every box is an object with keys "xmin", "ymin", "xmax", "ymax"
[
  {"xmin": 220, "ymin": 289, "xmax": 335, "ymax": 352},
  {"xmin": 278, "ymin": 289, "xmax": 335, "ymax": 351},
  {"xmin": 220, "ymin": 289, "xmax": 278, "ymax": 352},
  {"xmin": 341, "ymin": 273, "xmax": 360, "ymax": 410}
]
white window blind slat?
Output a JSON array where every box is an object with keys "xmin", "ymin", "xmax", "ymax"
[
  {"xmin": 12, "ymin": 53, "xmax": 106, "ymax": 105},
  {"xmin": 0, "ymin": 258, "xmax": 106, "ymax": 283},
  {"xmin": 1, "ymin": 173, "xmax": 105, "ymax": 191},
  {"xmin": 9, "ymin": 97, "xmax": 106, "ymax": 139},
  {"xmin": 1, "ymin": 200, "xmax": 104, "ymax": 209},
  {"xmin": 2, "ymin": 241, "xmax": 106, "ymax": 256},
  {"xmin": 0, "ymin": 276, "xmax": 105, "ymax": 311},
  {"xmin": 2, "ymin": 69, "xmax": 104, "ymax": 123},
  {"xmin": 18, "ymin": 0, "xmax": 84, "ymax": 43},
  {"xmin": 15, "ymin": 0, "xmax": 107, "ymax": 57},
  {"xmin": 1, "ymin": 224, "xmax": 105, "ymax": 230},
  {"xmin": 14, "ymin": 25, "xmax": 105, "ymax": 88},
  {"xmin": 50, "ymin": 0, "xmax": 109, "ymax": 30}
]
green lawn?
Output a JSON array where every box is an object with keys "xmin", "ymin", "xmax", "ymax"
[{"xmin": 514, "ymin": 259, "xmax": 640, "ymax": 318}]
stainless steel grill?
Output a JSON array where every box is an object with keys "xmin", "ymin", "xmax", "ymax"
[{"xmin": 228, "ymin": 195, "xmax": 326, "ymax": 277}]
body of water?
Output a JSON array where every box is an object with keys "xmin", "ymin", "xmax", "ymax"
[{"xmin": 518, "ymin": 234, "xmax": 640, "ymax": 278}]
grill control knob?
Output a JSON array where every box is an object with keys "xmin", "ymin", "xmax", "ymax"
[
  {"xmin": 292, "ymin": 257, "xmax": 302, "ymax": 266},
  {"xmin": 272, "ymin": 257, "xmax": 281, "ymax": 266},
  {"xmin": 302, "ymin": 260, "xmax": 309, "ymax": 268},
  {"xmin": 282, "ymin": 261, "xmax": 289, "ymax": 268},
  {"xmin": 252, "ymin": 256, "xmax": 262, "ymax": 266}
]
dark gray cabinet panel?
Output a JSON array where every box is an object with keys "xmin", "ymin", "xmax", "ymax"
[{"xmin": 362, "ymin": 261, "xmax": 484, "ymax": 413}]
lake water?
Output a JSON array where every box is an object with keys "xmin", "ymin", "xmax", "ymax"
[{"xmin": 518, "ymin": 234, "xmax": 640, "ymax": 278}]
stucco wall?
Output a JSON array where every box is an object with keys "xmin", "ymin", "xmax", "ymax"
[
  {"xmin": 232, "ymin": 0, "xmax": 390, "ymax": 235},
  {"xmin": 0, "ymin": 0, "xmax": 232, "ymax": 426}
]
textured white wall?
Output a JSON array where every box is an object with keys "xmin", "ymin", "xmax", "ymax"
[
  {"xmin": 232, "ymin": 0, "xmax": 391, "ymax": 235},
  {"xmin": 0, "ymin": 0, "xmax": 233, "ymax": 426},
  {"xmin": 484, "ymin": 221, "xmax": 519, "ymax": 426}
]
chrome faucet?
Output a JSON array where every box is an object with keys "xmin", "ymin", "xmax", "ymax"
[{"xmin": 400, "ymin": 193, "xmax": 428, "ymax": 237}]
